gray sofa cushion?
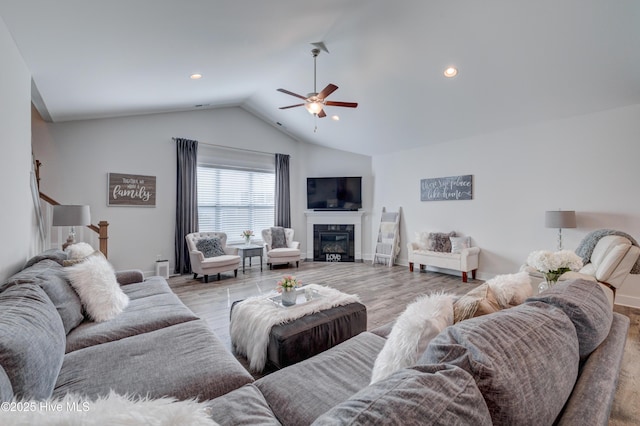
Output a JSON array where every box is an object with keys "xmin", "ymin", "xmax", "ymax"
[
  {"xmin": 0, "ymin": 284, "xmax": 66, "ymax": 399},
  {"xmin": 120, "ymin": 276, "xmax": 175, "ymax": 300},
  {"xmin": 207, "ymin": 384, "xmax": 281, "ymax": 425},
  {"xmin": 22, "ymin": 249, "xmax": 68, "ymax": 269},
  {"xmin": 1, "ymin": 259, "xmax": 84, "ymax": 334},
  {"xmin": 256, "ymin": 331, "xmax": 386, "ymax": 425},
  {"xmin": 55, "ymin": 320, "xmax": 253, "ymax": 401},
  {"xmin": 313, "ymin": 364, "xmax": 492, "ymax": 426},
  {"xmin": 421, "ymin": 302, "xmax": 580, "ymax": 426},
  {"xmin": 526, "ymin": 278, "xmax": 612, "ymax": 358},
  {"xmin": 0, "ymin": 366, "xmax": 13, "ymax": 402},
  {"xmin": 65, "ymin": 291, "xmax": 199, "ymax": 353}
]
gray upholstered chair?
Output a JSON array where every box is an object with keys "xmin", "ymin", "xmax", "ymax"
[
  {"xmin": 185, "ymin": 232, "xmax": 241, "ymax": 282},
  {"xmin": 261, "ymin": 227, "xmax": 301, "ymax": 269}
]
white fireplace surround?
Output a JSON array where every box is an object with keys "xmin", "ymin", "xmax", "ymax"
[{"xmin": 305, "ymin": 210, "xmax": 365, "ymax": 261}]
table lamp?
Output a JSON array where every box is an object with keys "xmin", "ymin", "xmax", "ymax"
[
  {"xmin": 52, "ymin": 205, "xmax": 91, "ymax": 250},
  {"xmin": 545, "ymin": 210, "xmax": 576, "ymax": 251}
]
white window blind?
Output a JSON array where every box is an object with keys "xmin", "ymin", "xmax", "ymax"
[{"xmin": 197, "ymin": 165, "xmax": 275, "ymax": 244}]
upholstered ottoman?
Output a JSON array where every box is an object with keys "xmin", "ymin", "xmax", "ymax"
[
  {"xmin": 231, "ymin": 300, "xmax": 367, "ymax": 370},
  {"xmin": 267, "ymin": 302, "xmax": 367, "ymax": 369}
]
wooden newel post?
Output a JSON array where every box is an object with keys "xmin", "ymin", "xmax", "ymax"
[{"xmin": 98, "ymin": 221, "xmax": 109, "ymax": 258}]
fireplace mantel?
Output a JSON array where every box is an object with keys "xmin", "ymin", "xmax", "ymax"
[{"xmin": 305, "ymin": 210, "xmax": 365, "ymax": 261}]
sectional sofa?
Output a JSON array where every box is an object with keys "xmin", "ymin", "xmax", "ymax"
[
  {"xmin": 0, "ymin": 249, "xmax": 252, "ymax": 403},
  {"xmin": 0, "ymin": 250, "xmax": 629, "ymax": 425}
]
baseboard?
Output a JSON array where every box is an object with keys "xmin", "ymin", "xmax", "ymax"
[{"xmin": 614, "ymin": 294, "xmax": 640, "ymax": 309}]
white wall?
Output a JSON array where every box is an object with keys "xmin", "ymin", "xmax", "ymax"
[
  {"xmin": 0, "ymin": 17, "xmax": 41, "ymax": 282},
  {"xmin": 32, "ymin": 107, "xmax": 373, "ymax": 275},
  {"xmin": 372, "ymin": 104, "xmax": 640, "ymax": 307}
]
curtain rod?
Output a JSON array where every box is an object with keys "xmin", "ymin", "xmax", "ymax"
[{"xmin": 172, "ymin": 138, "xmax": 288, "ymax": 157}]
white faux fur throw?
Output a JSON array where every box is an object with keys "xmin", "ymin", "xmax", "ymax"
[
  {"xmin": 2, "ymin": 391, "xmax": 218, "ymax": 426},
  {"xmin": 230, "ymin": 284, "xmax": 360, "ymax": 372},
  {"xmin": 370, "ymin": 292, "xmax": 453, "ymax": 384}
]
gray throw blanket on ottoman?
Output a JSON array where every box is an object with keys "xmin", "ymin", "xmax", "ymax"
[{"xmin": 574, "ymin": 229, "xmax": 640, "ymax": 274}]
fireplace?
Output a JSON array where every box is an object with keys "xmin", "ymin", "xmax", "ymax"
[
  {"xmin": 314, "ymin": 225, "xmax": 355, "ymax": 262},
  {"xmin": 305, "ymin": 210, "xmax": 364, "ymax": 261}
]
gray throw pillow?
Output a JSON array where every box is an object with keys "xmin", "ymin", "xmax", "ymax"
[
  {"xmin": 196, "ymin": 237, "xmax": 225, "ymax": 258},
  {"xmin": 271, "ymin": 227, "xmax": 287, "ymax": 249},
  {"xmin": 421, "ymin": 302, "xmax": 580, "ymax": 425},
  {"xmin": 313, "ymin": 364, "xmax": 492, "ymax": 425},
  {"xmin": 2, "ymin": 259, "xmax": 84, "ymax": 334},
  {"xmin": 526, "ymin": 278, "xmax": 612, "ymax": 358},
  {"xmin": 0, "ymin": 284, "xmax": 66, "ymax": 399},
  {"xmin": 427, "ymin": 231, "xmax": 456, "ymax": 252}
]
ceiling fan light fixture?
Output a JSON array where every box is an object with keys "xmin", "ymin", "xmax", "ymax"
[
  {"xmin": 444, "ymin": 66, "xmax": 458, "ymax": 78},
  {"xmin": 305, "ymin": 101, "xmax": 323, "ymax": 115}
]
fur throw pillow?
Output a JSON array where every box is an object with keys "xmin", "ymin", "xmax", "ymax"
[
  {"xmin": 65, "ymin": 252, "xmax": 129, "ymax": 322},
  {"xmin": 2, "ymin": 391, "xmax": 218, "ymax": 425},
  {"xmin": 196, "ymin": 237, "xmax": 225, "ymax": 258},
  {"xmin": 371, "ymin": 293, "xmax": 453, "ymax": 384},
  {"xmin": 427, "ymin": 232, "xmax": 456, "ymax": 252},
  {"xmin": 453, "ymin": 271, "xmax": 532, "ymax": 323},
  {"xmin": 64, "ymin": 242, "xmax": 95, "ymax": 260}
]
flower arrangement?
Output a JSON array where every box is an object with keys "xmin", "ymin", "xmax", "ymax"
[
  {"xmin": 527, "ymin": 250, "xmax": 583, "ymax": 284},
  {"xmin": 276, "ymin": 275, "xmax": 302, "ymax": 293},
  {"xmin": 241, "ymin": 230, "xmax": 254, "ymax": 238}
]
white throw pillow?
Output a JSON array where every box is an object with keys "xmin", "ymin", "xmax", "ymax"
[
  {"xmin": 370, "ymin": 293, "xmax": 453, "ymax": 384},
  {"xmin": 486, "ymin": 271, "xmax": 532, "ymax": 307},
  {"xmin": 65, "ymin": 253, "xmax": 129, "ymax": 322},
  {"xmin": 450, "ymin": 236, "xmax": 470, "ymax": 253},
  {"xmin": 65, "ymin": 242, "xmax": 95, "ymax": 259},
  {"xmin": 414, "ymin": 231, "xmax": 430, "ymax": 250}
]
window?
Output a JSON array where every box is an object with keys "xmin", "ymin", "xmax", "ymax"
[{"xmin": 197, "ymin": 165, "xmax": 275, "ymax": 244}]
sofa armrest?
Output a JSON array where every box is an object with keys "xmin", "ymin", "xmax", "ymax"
[
  {"xmin": 115, "ymin": 269, "xmax": 145, "ymax": 286},
  {"xmin": 461, "ymin": 246, "xmax": 480, "ymax": 256},
  {"xmin": 190, "ymin": 249, "xmax": 205, "ymax": 262},
  {"xmin": 557, "ymin": 313, "xmax": 629, "ymax": 426}
]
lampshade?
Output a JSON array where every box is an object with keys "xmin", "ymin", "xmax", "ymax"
[
  {"xmin": 52, "ymin": 205, "xmax": 91, "ymax": 226},
  {"xmin": 545, "ymin": 210, "xmax": 576, "ymax": 229}
]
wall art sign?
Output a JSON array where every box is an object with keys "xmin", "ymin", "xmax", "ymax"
[
  {"xmin": 108, "ymin": 173, "xmax": 156, "ymax": 207},
  {"xmin": 420, "ymin": 174, "xmax": 473, "ymax": 201}
]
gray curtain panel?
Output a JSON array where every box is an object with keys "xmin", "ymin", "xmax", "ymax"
[
  {"xmin": 174, "ymin": 138, "xmax": 199, "ymax": 274},
  {"xmin": 275, "ymin": 153, "xmax": 291, "ymax": 228}
]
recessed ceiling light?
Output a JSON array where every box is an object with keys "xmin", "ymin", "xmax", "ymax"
[
  {"xmin": 190, "ymin": 73, "xmax": 203, "ymax": 80},
  {"xmin": 443, "ymin": 67, "xmax": 458, "ymax": 78},
  {"xmin": 331, "ymin": 115, "xmax": 340, "ymax": 121}
]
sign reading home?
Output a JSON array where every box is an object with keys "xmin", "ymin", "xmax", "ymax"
[
  {"xmin": 420, "ymin": 175, "xmax": 473, "ymax": 201},
  {"xmin": 108, "ymin": 173, "xmax": 156, "ymax": 207}
]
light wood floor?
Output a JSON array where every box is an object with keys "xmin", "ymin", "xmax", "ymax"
[{"xmin": 167, "ymin": 261, "xmax": 639, "ymax": 425}]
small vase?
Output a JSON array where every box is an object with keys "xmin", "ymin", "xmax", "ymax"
[
  {"xmin": 244, "ymin": 236, "xmax": 251, "ymax": 246},
  {"xmin": 538, "ymin": 278, "xmax": 558, "ymax": 293},
  {"xmin": 281, "ymin": 288, "xmax": 297, "ymax": 307}
]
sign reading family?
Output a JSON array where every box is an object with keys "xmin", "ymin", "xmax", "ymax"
[
  {"xmin": 420, "ymin": 174, "xmax": 473, "ymax": 201},
  {"xmin": 108, "ymin": 173, "xmax": 156, "ymax": 207}
]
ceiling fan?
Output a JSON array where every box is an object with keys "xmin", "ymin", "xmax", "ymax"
[{"xmin": 277, "ymin": 47, "xmax": 358, "ymax": 118}]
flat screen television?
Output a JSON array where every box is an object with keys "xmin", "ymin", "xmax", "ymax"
[{"xmin": 307, "ymin": 177, "xmax": 362, "ymax": 211}]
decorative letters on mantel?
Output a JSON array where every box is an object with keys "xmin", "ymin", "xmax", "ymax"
[
  {"xmin": 108, "ymin": 173, "xmax": 156, "ymax": 207},
  {"xmin": 420, "ymin": 175, "xmax": 473, "ymax": 201}
]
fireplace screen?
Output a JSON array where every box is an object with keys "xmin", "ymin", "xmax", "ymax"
[{"xmin": 314, "ymin": 225, "xmax": 355, "ymax": 262}]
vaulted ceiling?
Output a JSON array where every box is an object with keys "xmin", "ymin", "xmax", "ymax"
[{"xmin": 1, "ymin": 0, "xmax": 639, "ymax": 156}]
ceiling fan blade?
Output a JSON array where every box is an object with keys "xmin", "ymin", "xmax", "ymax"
[
  {"xmin": 317, "ymin": 109, "xmax": 327, "ymax": 118},
  {"xmin": 318, "ymin": 84, "xmax": 338, "ymax": 100},
  {"xmin": 279, "ymin": 103, "xmax": 305, "ymax": 109},
  {"xmin": 324, "ymin": 101, "xmax": 358, "ymax": 108},
  {"xmin": 277, "ymin": 88, "xmax": 308, "ymax": 100}
]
